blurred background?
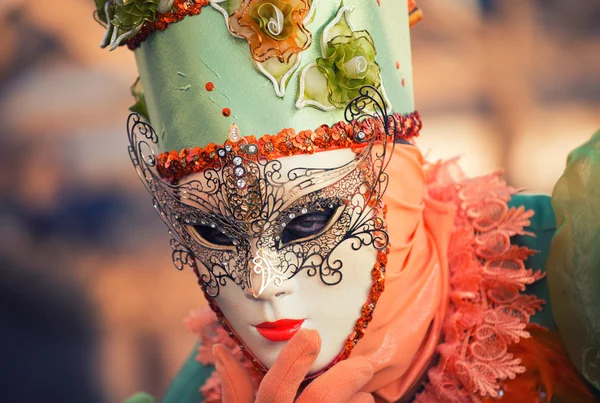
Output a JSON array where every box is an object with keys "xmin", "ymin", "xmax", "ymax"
[{"xmin": 0, "ymin": 0, "xmax": 598, "ymax": 402}]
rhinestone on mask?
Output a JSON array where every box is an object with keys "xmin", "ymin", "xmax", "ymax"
[
  {"xmin": 233, "ymin": 156, "xmax": 243, "ymax": 166},
  {"xmin": 246, "ymin": 144, "xmax": 258, "ymax": 155},
  {"xmin": 234, "ymin": 167, "xmax": 245, "ymax": 177}
]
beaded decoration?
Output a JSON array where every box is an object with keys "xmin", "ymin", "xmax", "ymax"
[{"xmin": 408, "ymin": 0, "xmax": 423, "ymax": 27}]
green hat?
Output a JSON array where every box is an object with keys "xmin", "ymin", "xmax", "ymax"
[{"xmin": 94, "ymin": 0, "xmax": 420, "ymax": 152}]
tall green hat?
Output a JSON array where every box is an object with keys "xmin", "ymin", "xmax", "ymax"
[{"xmin": 94, "ymin": 0, "xmax": 422, "ymax": 153}]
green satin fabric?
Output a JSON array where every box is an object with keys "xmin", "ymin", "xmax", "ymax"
[
  {"xmin": 134, "ymin": 1, "xmax": 415, "ymax": 152},
  {"xmin": 547, "ymin": 129, "xmax": 600, "ymax": 392}
]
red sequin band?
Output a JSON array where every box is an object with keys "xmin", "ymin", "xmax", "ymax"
[
  {"xmin": 157, "ymin": 111, "xmax": 422, "ymax": 182},
  {"xmin": 127, "ymin": 0, "xmax": 210, "ymax": 50}
]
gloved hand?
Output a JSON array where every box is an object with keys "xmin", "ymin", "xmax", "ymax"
[{"xmin": 213, "ymin": 329, "xmax": 375, "ymax": 403}]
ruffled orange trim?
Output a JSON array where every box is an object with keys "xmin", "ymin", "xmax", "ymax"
[
  {"xmin": 156, "ymin": 111, "xmax": 422, "ymax": 182},
  {"xmin": 416, "ymin": 162, "xmax": 545, "ymax": 402}
]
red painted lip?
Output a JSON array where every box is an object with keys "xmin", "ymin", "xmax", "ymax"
[{"xmin": 255, "ymin": 319, "xmax": 305, "ymax": 342}]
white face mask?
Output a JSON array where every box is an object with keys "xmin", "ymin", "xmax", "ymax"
[
  {"xmin": 126, "ymin": 87, "xmax": 400, "ymax": 375},
  {"xmin": 185, "ymin": 149, "xmax": 381, "ymax": 373}
]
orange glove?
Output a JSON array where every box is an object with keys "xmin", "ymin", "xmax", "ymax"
[{"xmin": 213, "ymin": 329, "xmax": 374, "ymax": 403}]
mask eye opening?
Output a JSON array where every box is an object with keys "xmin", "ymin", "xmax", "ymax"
[
  {"xmin": 278, "ymin": 205, "xmax": 343, "ymax": 249},
  {"xmin": 187, "ymin": 223, "xmax": 235, "ymax": 250}
]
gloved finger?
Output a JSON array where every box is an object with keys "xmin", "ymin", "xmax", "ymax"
[
  {"xmin": 213, "ymin": 344, "xmax": 255, "ymax": 403},
  {"xmin": 347, "ymin": 392, "xmax": 375, "ymax": 403},
  {"xmin": 256, "ymin": 329, "xmax": 321, "ymax": 403},
  {"xmin": 297, "ymin": 356, "xmax": 374, "ymax": 403}
]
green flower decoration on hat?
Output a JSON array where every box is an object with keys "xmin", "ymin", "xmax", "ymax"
[
  {"xmin": 95, "ymin": 0, "xmax": 174, "ymax": 50},
  {"xmin": 316, "ymin": 31, "xmax": 381, "ymax": 108},
  {"xmin": 296, "ymin": 4, "xmax": 391, "ymax": 111}
]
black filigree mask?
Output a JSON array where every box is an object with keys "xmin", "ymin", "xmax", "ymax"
[{"xmin": 128, "ymin": 87, "xmax": 397, "ymax": 298}]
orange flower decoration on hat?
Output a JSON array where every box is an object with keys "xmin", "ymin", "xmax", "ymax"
[{"xmin": 229, "ymin": 0, "xmax": 313, "ymax": 63}]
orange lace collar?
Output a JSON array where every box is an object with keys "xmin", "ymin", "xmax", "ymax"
[{"xmin": 415, "ymin": 161, "xmax": 545, "ymax": 402}]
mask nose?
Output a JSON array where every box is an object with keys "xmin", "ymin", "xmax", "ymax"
[{"xmin": 245, "ymin": 247, "xmax": 294, "ymax": 301}]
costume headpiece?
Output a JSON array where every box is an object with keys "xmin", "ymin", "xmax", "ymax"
[{"xmin": 94, "ymin": 0, "xmax": 423, "ymax": 154}]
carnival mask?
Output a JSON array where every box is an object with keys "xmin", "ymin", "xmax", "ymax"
[{"xmin": 127, "ymin": 88, "xmax": 421, "ymax": 373}]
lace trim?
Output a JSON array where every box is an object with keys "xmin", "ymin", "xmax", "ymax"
[{"xmin": 415, "ymin": 161, "xmax": 545, "ymax": 403}]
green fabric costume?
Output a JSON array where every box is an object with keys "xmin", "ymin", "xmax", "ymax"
[{"xmin": 126, "ymin": 132, "xmax": 600, "ymax": 402}]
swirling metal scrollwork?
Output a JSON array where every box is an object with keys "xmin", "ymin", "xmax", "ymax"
[{"xmin": 127, "ymin": 86, "xmax": 394, "ymax": 297}]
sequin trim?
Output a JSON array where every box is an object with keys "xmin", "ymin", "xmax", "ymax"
[
  {"xmin": 339, "ymin": 232, "xmax": 388, "ymax": 361},
  {"xmin": 127, "ymin": 0, "xmax": 210, "ymax": 50},
  {"xmin": 156, "ymin": 111, "xmax": 422, "ymax": 183}
]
